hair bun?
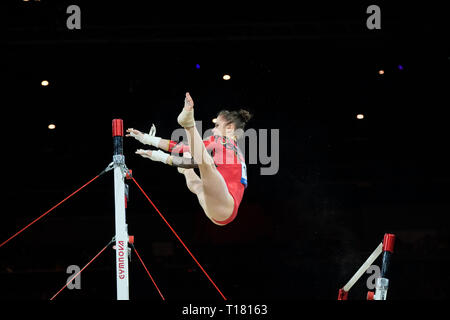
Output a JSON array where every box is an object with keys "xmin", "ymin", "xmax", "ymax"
[{"xmin": 238, "ymin": 109, "xmax": 253, "ymax": 123}]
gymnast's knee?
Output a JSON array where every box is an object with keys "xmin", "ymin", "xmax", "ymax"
[{"xmin": 207, "ymin": 209, "xmax": 232, "ymax": 226}]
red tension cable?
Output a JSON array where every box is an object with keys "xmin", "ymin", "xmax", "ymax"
[
  {"xmin": 132, "ymin": 245, "xmax": 165, "ymax": 300},
  {"xmin": 0, "ymin": 175, "xmax": 100, "ymax": 249},
  {"xmin": 131, "ymin": 177, "xmax": 227, "ymax": 301},
  {"xmin": 50, "ymin": 240, "xmax": 112, "ymax": 300}
]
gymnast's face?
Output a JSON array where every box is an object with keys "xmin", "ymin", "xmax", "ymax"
[{"xmin": 212, "ymin": 115, "xmax": 235, "ymax": 137}]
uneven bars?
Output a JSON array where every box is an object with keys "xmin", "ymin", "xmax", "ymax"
[{"xmin": 338, "ymin": 242, "xmax": 383, "ymax": 299}]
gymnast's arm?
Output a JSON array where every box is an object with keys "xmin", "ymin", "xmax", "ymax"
[
  {"xmin": 128, "ymin": 128, "xmax": 210, "ymax": 169},
  {"xmin": 126, "ymin": 128, "xmax": 215, "ymax": 153},
  {"xmin": 125, "ymin": 128, "xmax": 171, "ymax": 150},
  {"xmin": 135, "ymin": 149, "xmax": 199, "ymax": 169},
  {"xmin": 158, "ymin": 139, "xmax": 172, "ymax": 152}
]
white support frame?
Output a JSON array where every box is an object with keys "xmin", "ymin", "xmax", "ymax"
[
  {"xmin": 343, "ymin": 242, "xmax": 383, "ymax": 292},
  {"xmin": 113, "ymin": 155, "xmax": 129, "ymax": 300}
]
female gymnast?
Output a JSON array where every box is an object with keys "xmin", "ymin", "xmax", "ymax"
[{"xmin": 126, "ymin": 92, "xmax": 252, "ymax": 226}]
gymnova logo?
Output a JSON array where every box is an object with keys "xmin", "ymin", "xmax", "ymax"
[{"xmin": 170, "ymin": 121, "xmax": 280, "ymax": 176}]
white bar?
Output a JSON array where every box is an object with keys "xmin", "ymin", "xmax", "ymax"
[
  {"xmin": 343, "ymin": 242, "xmax": 383, "ymax": 292},
  {"xmin": 114, "ymin": 164, "xmax": 129, "ymax": 300}
]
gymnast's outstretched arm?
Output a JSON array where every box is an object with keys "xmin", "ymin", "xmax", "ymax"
[
  {"xmin": 125, "ymin": 128, "xmax": 172, "ymax": 151},
  {"xmin": 126, "ymin": 127, "xmax": 212, "ymax": 169},
  {"xmin": 134, "ymin": 149, "xmax": 199, "ymax": 169}
]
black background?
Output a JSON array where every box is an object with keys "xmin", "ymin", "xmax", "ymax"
[{"xmin": 1, "ymin": 0, "xmax": 449, "ymax": 304}]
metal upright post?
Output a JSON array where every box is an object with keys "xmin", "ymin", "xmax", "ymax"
[
  {"xmin": 112, "ymin": 119, "xmax": 130, "ymax": 300},
  {"xmin": 374, "ymin": 233, "xmax": 395, "ymax": 300}
]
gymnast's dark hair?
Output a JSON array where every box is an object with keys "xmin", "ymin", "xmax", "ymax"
[{"xmin": 217, "ymin": 109, "xmax": 253, "ymax": 137}]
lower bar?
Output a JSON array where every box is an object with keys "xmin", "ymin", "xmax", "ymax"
[{"xmin": 342, "ymin": 242, "xmax": 383, "ymax": 292}]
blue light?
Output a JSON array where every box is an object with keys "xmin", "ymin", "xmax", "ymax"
[
  {"xmin": 398, "ymin": 64, "xmax": 403, "ymax": 70},
  {"xmin": 195, "ymin": 64, "xmax": 200, "ymax": 69}
]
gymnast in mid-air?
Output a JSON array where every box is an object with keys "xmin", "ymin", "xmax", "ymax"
[{"xmin": 126, "ymin": 92, "xmax": 252, "ymax": 226}]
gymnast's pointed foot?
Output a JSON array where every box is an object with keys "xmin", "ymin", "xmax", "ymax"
[{"xmin": 177, "ymin": 92, "xmax": 195, "ymax": 128}]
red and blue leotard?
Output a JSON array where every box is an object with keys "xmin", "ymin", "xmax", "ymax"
[{"xmin": 168, "ymin": 135, "xmax": 247, "ymax": 225}]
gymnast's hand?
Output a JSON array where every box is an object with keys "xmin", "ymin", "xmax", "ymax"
[
  {"xmin": 135, "ymin": 148, "xmax": 153, "ymax": 159},
  {"xmin": 126, "ymin": 128, "xmax": 144, "ymax": 140},
  {"xmin": 135, "ymin": 149, "xmax": 170, "ymax": 164},
  {"xmin": 126, "ymin": 124, "xmax": 158, "ymax": 146}
]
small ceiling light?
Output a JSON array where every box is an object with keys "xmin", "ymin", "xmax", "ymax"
[
  {"xmin": 356, "ymin": 114, "xmax": 364, "ymax": 120},
  {"xmin": 378, "ymin": 70, "xmax": 384, "ymax": 75},
  {"xmin": 48, "ymin": 123, "xmax": 56, "ymax": 129},
  {"xmin": 222, "ymin": 74, "xmax": 231, "ymax": 80},
  {"xmin": 41, "ymin": 80, "xmax": 49, "ymax": 86}
]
